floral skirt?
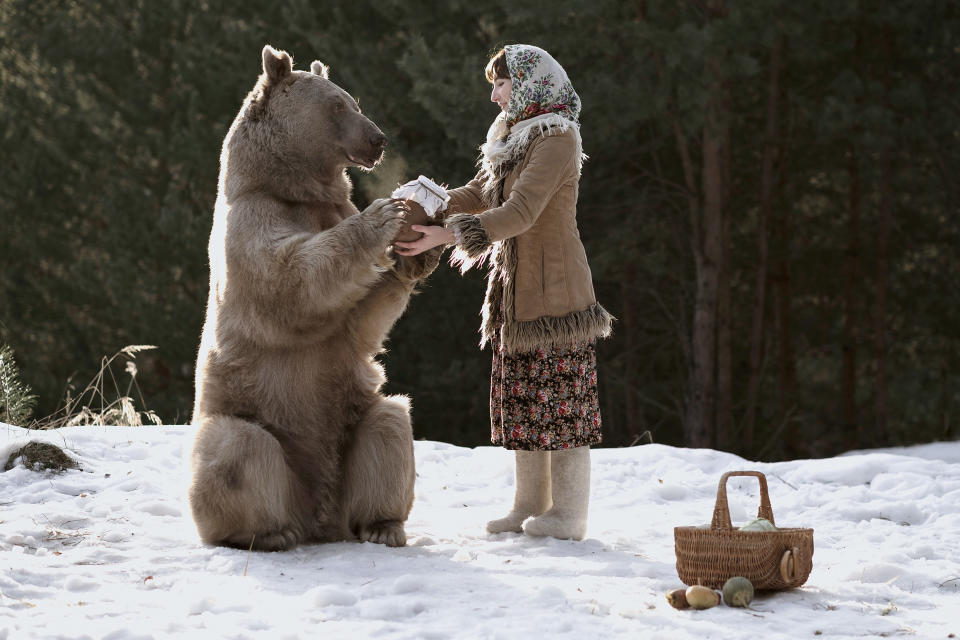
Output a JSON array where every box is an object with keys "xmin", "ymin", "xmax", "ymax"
[{"xmin": 489, "ymin": 329, "xmax": 603, "ymax": 451}]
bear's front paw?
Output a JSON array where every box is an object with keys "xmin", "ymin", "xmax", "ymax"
[
  {"xmin": 359, "ymin": 198, "xmax": 406, "ymax": 247},
  {"xmin": 392, "ymin": 245, "xmax": 443, "ymax": 282},
  {"xmin": 357, "ymin": 520, "xmax": 406, "ymax": 547}
]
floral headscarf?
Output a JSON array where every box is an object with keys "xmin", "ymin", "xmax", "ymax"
[
  {"xmin": 453, "ymin": 44, "xmax": 587, "ymax": 274},
  {"xmin": 477, "ymin": 45, "xmax": 586, "ymax": 212},
  {"xmin": 503, "ymin": 45, "xmax": 581, "ymax": 129}
]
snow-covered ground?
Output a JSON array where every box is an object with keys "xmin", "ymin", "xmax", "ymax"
[{"xmin": 1, "ymin": 422, "xmax": 958, "ymax": 640}]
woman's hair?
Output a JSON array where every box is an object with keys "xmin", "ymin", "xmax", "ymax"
[{"xmin": 484, "ymin": 48, "xmax": 509, "ymax": 83}]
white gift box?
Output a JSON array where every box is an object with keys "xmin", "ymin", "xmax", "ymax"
[{"xmin": 391, "ymin": 175, "xmax": 450, "ymax": 219}]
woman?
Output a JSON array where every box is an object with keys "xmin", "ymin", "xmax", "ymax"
[{"xmin": 395, "ymin": 45, "xmax": 613, "ymax": 541}]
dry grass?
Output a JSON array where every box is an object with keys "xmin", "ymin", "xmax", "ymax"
[
  {"xmin": 35, "ymin": 345, "xmax": 162, "ymax": 429},
  {"xmin": 4, "ymin": 441, "xmax": 79, "ymax": 473}
]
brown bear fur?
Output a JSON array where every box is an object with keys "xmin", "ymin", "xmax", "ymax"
[{"xmin": 188, "ymin": 45, "xmax": 441, "ymax": 551}]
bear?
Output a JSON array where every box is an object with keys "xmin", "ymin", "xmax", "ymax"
[{"xmin": 187, "ymin": 45, "xmax": 442, "ymax": 551}]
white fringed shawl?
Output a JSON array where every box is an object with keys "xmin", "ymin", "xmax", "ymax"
[{"xmin": 478, "ymin": 112, "xmax": 587, "ymax": 210}]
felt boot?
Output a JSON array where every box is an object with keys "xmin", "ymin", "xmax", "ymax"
[
  {"xmin": 486, "ymin": 450, "xmax": 551, "ymax": 534},
  {"xmin": 523, "ymin": 446, "xmax": 590, "ymax": 541}
]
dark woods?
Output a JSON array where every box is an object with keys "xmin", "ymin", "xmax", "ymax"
[{"xmin": 1, "ymin": 1, "xmax": 957, "ymax": 459}]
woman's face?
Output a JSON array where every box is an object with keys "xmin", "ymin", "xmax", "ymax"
[{"xmin": 490, "ymin": 77, "xmax": 513, "ymax": 111}]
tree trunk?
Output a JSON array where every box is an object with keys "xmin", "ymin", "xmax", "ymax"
[
  {"xmin": 715, "ymin": 188, "xmax": 731, "ymax": 451},
  {"xmin": 843, "ymin": 32, "xmax": 863, "ymax": 449},
  {"xmin": 771, "ymin": 184, "xmax": 796, "ymax": 457},
  {"xmin": 688, "ymin": 183, "xmax": 719, "ymax": 449},
  {"xmin": 872, "ymin": 27, "xmax": 894, "ymax": 446},
  {"xmin": 842, "ymin": 148, "xmax": 862, "ymax": 447},
  {"xmin": 940, "ymin": 362, "xmax": 953, "ymax": 439},
  {"xmin": 872, "ymin": 149, "xmax": 891, "ymax": 445},
  {"xmin": 714, "ymin": 55, "xmax": 732, "ymax": 453},
  {"xmin": 652, "ymin": 45, "xmax": 705, "ymax": 448},
  {"xmin": 686, "ymin": 0, "xmax": 727, "ymax": 449},
  {"xmin": 647, "ymin": 0, "xmax": 728, "ymax": 449},
  {"xmin": 744, "ymin": 34, "xmax": 785, "ymax": 453},
  {"xmin": 621, "ymin": 267, "xmax": 638, "ymax": 441}
]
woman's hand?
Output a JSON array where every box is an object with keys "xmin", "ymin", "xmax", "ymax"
[{"xmin": 394, "ymin": 225, "xmax": 455, "ymax": 256}]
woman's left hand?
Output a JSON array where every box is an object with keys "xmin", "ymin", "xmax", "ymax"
[{"xmin": 394, "ymin": 225, "xmax": 455, "ymax": 256}]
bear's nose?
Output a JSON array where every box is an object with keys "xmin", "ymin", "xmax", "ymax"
[{"xmin": 370, "ymin": 131, "xmax": 387, "ymax": 150}]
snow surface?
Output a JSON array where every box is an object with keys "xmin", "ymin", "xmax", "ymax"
[{"xmin": 1, "ymin": 422, "xmax": 958, "ymax": 639}]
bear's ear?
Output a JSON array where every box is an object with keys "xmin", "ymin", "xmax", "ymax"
[
  {"xmin": 310, "ymin": 60, "xmax": 330, "ymax": 79},
  {"xmin": 262, "ymin": 45, "xmax": 293, "ymax": 83}
]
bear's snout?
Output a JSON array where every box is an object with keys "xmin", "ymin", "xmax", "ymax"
[{"xmin": 370, "ymin": 130, "xmax": 387, "ymax": 151}]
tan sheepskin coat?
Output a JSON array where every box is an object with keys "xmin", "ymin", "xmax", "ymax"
[{"xmin": 444, "ymin": 125, "xmax": 613, "ymax": 354}]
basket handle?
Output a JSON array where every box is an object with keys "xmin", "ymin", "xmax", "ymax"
[
  {"xmin": 710, "ymin": 470, "xmax": 776, "ymax": 530},
  {"xmin": 780, "ymin": 546, "xmax": 801, "ymax": 583}
]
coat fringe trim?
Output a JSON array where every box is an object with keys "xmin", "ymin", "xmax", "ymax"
[
  {"xmin": 446, "ymin": 213, "xmax": 492, "ymax": 273},
  {"xmin": 481, "ymin": 113, "xmax": 587, "ymax": 178},
  {"xmin": 491, "ymin": 303, "xmax": 615, "ymax": 355},
  {"xmin": 476, "ymin": 225, "xmax": 614, "ymax": 354},
  {"xmin": 457, "ymin": 112, "xmax": 610, "ymax": 355}
]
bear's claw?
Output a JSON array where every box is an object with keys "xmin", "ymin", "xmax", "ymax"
[
  {"xmin": 222, "ymin": 527, "xmax": 301, "ymax": 551},
  {"xmin": 359, "ymin": 198, "xmax": 406, "ymax": 246},
  {"xmin": 357, "ymin": 520, "xmax": 406, "ymax": 547}
]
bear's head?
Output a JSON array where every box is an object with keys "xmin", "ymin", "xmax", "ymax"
[{"xmin": 243, "ymin": 45, "xmax": 387, "ymax": 176}]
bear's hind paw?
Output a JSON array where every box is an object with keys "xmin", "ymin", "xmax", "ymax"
[
  {"xmin": 228, "ymin": 527, "xmax": 301, "ymax": 551},
  {"xmin": 357, "ymin": 520, "xmax": 406, "ymax": 547}
]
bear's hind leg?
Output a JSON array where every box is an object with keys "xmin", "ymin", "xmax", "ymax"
[
  {"xmin": 341, "ymin": 395, "xmax": 415, "ymax": 547},
  {"xmin": 189, "ymin": 414, "xmax": 308, "ymax": 550}
]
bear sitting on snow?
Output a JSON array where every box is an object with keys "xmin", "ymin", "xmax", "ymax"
[{"xmin": 188, "ymin": 45, "xmax": 441, "ymax": 550}]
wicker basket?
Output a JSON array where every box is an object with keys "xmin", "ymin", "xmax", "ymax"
[{"xmin": 674, "ymin": 470, "xmax": 814, "ymax": 590}]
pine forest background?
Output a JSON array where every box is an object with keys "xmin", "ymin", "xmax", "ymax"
[{"xmin": 1, "ymin": 0, "xmax": 958, "ymax": 460}]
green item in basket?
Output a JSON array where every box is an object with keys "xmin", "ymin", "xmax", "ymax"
[{"xmin": 739, "ymin": 517, "xmax": 777, "ymax": 531}]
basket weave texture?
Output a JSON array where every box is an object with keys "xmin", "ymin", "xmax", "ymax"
[{"xmin": 674, "ymin": 471, "xmax": 814, "ymax": 590}]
